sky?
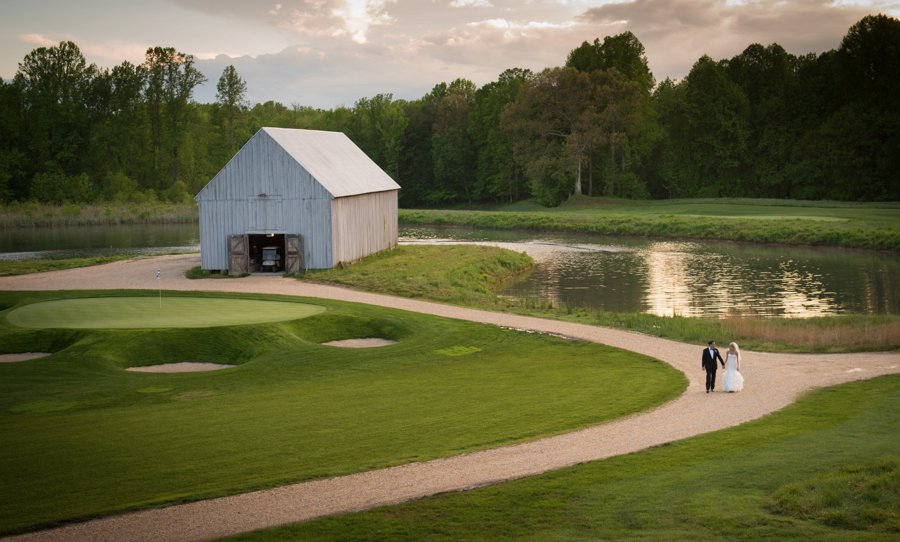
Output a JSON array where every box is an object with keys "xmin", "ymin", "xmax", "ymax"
[{"xmin": 2, "ymin": 0, "xmax": 898, "ymax": 108}]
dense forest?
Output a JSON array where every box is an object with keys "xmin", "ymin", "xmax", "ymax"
[{"xmin": 0, "ymin": 14, "xmax": 897, "ymax": 208}]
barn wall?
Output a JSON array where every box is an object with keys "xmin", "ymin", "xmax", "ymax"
[
  {"xmin": 331, "ymin": 190, "xmax": 399, "ymax": 266},
  {"xmin": 197, "ymin": 130, "xmax": 335, "ymax": 271}
]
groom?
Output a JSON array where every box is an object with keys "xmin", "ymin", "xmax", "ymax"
[{"xmin": 701, "ymin": 340, "xmax": 725, "ymax": 393}]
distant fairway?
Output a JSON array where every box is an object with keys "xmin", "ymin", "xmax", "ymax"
[{"xmin": 5, "ymin": 297, "xmax": 326, "ymax": 329}]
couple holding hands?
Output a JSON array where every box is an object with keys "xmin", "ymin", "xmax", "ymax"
[{"xmin": 702, "ymin": 340, "xmax": 744, "ymax": 393}]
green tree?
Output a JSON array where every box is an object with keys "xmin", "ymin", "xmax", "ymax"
[
  {"xmin": 142, "ymin": 47, "xmax": 207, "ymax": 190},
  {"xmin": 347, "ymin": 94, "xmax": 408, "ymax": 180},
  {"xmin": 85, "ymin": 61, "xmax": 148, "ymax": 191},
  {"xmin": 215, "ymin": 65, "xmax": 248, "ymax": 154},
  {"xmin": 0, "ymin": 79, "xmax": 26, "ymax": 201},
  {"xmin": 397, "ymin": 84, "xmax": 447, "ymax": 207},
  {"xmin": 431, "ymin": 79, "xmax": 477, "ymax": 204},
  {"xmin": 502, "ymin": 67, "xmax": 597, "ymax": 205},
  {"xmin": 469, "ymin": 68, "xmax": 532, "ymax": 202},
  {"xmin": 676, "ymin": 56, "xmax": 749, "ymax": 197},
  {"xmin": 566, "ymin": 31, "xmax": 654, "ymax": 95},
  {"xmin": 726, "ymin": 43, "xmax": 799, "ymax": 197},
  {"xmin": 14, "ymin": 41, "xmax": 96, "ymax": 190}
]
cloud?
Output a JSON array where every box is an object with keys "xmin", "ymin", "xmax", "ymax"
[
  {"xmin": 450, "ymin": 0, "xmax": 494, "ymax": 7},
  {"xmin": 19, "ymin": 33, "xmax": 58, "ymax": 47},
  {"xmin": 170, "ymin": 0, "xmax": 396, "ymax": 44},
  {"xmin": 577, "ymin": 0, "xmax": 894, "ymax": 80},
  {"xmin": 18, "ymin": 33, "xmax": 148, "ymax": 66}
]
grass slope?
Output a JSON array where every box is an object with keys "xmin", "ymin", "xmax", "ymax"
[
  {"xmin": 230, "ymin": 375, "xmax": 900, "ymax": 542},
  {"xmin": 0, "ymin": 290, "xmax": 683, "ymax": 535},
  {"xmin": 302, "ymin": 244, "xmax": 532, "ymax": 308}
]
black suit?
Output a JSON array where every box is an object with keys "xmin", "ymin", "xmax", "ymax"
[{"xmin": 702, "ymin": 347, "xmax": 725, "ymax": 392}]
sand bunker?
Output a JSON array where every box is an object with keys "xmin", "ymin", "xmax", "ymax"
[
  {"xmin": 323, "ymin": 338, "xmax": 397, "ymax": 348},
  {"xmin": 127, "ymin": 362, "xmax": 234, "ymax": 373},
  {"xmin": 0, "ymin": 352, "xmax": 50, "ymax": 363}
]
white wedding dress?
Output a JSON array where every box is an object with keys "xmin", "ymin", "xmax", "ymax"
[{"xmin": 723, "ymin": 353, "xmax": 744, "ymax": 392}]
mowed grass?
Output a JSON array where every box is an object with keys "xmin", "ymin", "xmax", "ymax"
[
  {"xmin": 400, "ymin": 197, "xmax": 900, "ymax": 250},
  {"xmin": 229, "ymin": 375, "xmax": 900, "ymax": 542},
  {"xmin": 5, "ymin": 297, "xmax": 325, "ymax": 328},
  {"xmin": 0, "ymin": 290, "xmax": 684, "ymax": 535}
]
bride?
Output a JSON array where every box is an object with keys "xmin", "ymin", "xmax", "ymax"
[{"xmin": 723, "ymin": 342, "xmax": 744, "ymax": 392}]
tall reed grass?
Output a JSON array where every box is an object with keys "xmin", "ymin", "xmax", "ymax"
[
  {"xmin": 0, "ymin": 202, "xmax": 197, "ymax": 228},
  {"xmin": 517, "ymin": 303, "xmax": 900, "ymax": 352}
]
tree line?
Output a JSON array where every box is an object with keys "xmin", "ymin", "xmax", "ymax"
[{"xmin": 0, "ymin": 14, "xmax": 896, "ymax": 208}]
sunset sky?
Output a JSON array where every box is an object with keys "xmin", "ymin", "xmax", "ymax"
[{"xmin": 2, "ymin": 0, "xmax": 897, "ymax": 107}]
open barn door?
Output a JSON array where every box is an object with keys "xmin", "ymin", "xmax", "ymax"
[
  {"xmin": 227, "ymin": 234, "xmax": 249, "ymax": 275},
  {"xmin": 285, "ymin": 234, "xmax": 302, "ymax": 274}
]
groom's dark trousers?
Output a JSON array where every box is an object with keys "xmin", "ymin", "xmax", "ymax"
[{"xmin": 702, "ymin": 347, "xmax": 725, "ymax": 392}]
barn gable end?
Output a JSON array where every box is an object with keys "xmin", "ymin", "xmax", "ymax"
[{"xmin": 196, "ymin": 128, "xmax": 400, "ymax": 272}]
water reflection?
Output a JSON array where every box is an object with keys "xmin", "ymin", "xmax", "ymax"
[
  {"xmin": 402, "ymin": 225, "xmax": 899, "ymax": 318},
  {"xmin": 0, "ymin": 224, "xmax": 199, "ymax": 260}
]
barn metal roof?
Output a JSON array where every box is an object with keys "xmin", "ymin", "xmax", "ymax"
[{"xmin": 262, "ymin": 127, "xmax": 400, "ymax": 198}]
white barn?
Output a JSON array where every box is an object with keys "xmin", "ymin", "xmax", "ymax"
[{"xmin": 195, "ymin": 127, "xmax": 400, "ymax": 273}]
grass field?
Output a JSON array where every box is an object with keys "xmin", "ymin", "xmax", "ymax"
[
  {"xmin": 0, "ymin": 290, "xmax": 684, "ymax": 535},
  {"xmin": 400, "ymin": 197, "xmax": 900, "ymax": 250},
  {"xmin": 229, "ymin": 375, "xmax": 900, "ymax": 541},
  {"xmin": 5, "ymin": 297, "xmax": 325, "ymax": 328}
]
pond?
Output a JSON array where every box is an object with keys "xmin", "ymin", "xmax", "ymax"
[
  {"xmin": 1, "ymin": 223, "xmax": 897, "ymax": 319},
  {"xmin": 401, "ymin": 226, "xmax": 899, "ymax": 319},
  {"xmin": 0, "ymin": 223, "xmax": 199, "ymax": 260}
]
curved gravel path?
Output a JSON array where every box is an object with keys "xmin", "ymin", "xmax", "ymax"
[{"xmin": 2, "ymin": 254, "xmax": 898, "ymax": 542}]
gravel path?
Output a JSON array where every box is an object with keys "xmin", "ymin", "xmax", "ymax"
[{"xmin": 2, "ymin": 254, "xmax": 898, "ymax": 542}]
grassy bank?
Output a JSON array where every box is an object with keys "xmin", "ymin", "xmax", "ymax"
[
  {"xmin": 232, "ymin": 375, "xmax": 900, "ymax": 541},
  {"xmin": 401, "ymin": 197, "xmax": 900, "ymax": 251},
  {"xmin": 0, "ymin": 256, "xmax": 132, "ymax": 276},
  {"xmin": 300, "ymin": 245, "xmax": 899, "ymax": 352},
  {"xmin": 0, "ymin": 290, "xmax": 682, "ymax": 534},
  {"xmin": 302, "ymin": 244, "xmax": 533, "ymax": 308},
  {"xmin": 0, "ymin": 202, "xmax": 197, "ymax": 227}
]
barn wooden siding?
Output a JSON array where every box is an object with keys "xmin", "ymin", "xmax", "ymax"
[
  {"xmin": 331, "ymin": 190, "xmax": 398, "ymax": 266},
  {"xmin": 197, "ymin": 127, "xmax": 400, "ymax": 272}
]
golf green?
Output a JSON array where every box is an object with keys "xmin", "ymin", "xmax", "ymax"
[{"xmin": 5, "ymin": 297, "xmax": 326, "ymax": 329}]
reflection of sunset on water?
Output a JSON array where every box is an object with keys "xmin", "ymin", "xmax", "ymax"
[{"xmin": 642, "ymin": 245, "xmax": 841, "ymax": 318}]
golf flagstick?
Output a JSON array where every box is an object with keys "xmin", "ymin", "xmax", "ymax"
[{"xmin": 156, "ymin": 269, "xmax": 161, "ymax": 308}]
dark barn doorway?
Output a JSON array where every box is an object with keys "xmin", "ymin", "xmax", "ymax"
[{"xmin": 249, "ymin": 234, "xmax": 284, "ymax": 273}]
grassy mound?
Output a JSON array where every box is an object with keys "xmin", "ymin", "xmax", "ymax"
[{"xmin": 5, "ymin": 297, "xmax": 325, "ymax": 329}]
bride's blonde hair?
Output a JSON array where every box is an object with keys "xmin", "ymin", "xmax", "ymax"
[{"xmin": 729, "ymin": 342, "xmax": 741, "ymax": 363}]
